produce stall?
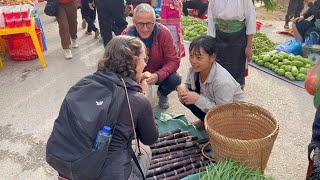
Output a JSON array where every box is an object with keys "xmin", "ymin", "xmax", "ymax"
[
  {"xmin": 249, "ymin": 31, "xmax": 315, "ymax": 88},
  {"xmin": 0, "ymin": 2, "xmax": 47, "ymax": 69}
]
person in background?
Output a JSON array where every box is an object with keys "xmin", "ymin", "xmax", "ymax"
[
  {"xmin": 284, "ymin": 0, "xmax": 304, "ymax": 29},
  {"xmin": 122, "ymin": 3, "xmax": 181, "ymax": 109},
  {"xmin": 182, "ymin": 0, "xmax": 208, "ymax": 19},
  {"xmin": 207, "ymin": 0, "xmax": 256, "ymax": 90},
  {"xmin": 132, "ymin": 0, "xmax": 151, "ymax": 9},
  {"xmin": 293, "ymin": 0, "xmax": 320, "ymax": 42},
  {"xmin": 161, "ymin": 0, "xmax": 186, "ymax": 58},
  {"xmin": 81, "ymin": 0, "xmax": 100, "ymax": 38},
  {"xmin": 89, "ymin": 0, "xmax": 132, "ymax": 46},
  {"xmin": 57, "ymin": 0, "xmax": 78, "ymax": 59},
  {"xmin": 176, "ymin": 35, "xmax": 244, "ymax": 123}
]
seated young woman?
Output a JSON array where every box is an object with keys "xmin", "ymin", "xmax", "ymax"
[{"xmin": 176, "ymin": 35, "xmax": 244, "ymax": 121}]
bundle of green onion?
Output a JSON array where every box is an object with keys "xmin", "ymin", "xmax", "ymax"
[
  {"xmin": 201, "ymin": 160, "xmax": 274, "ymax": 180},
  {"xmin": 253, "ymin": 31, "xmax": 276, "ymax": 56}
]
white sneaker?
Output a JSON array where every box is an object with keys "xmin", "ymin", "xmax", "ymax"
[
  {"xmin": 64, "ymin": 49, "xmax": 72, "ymax": 59},
  {"xmin": 71, "ymin": 39, "xmax": 79, "ymax": 48}
]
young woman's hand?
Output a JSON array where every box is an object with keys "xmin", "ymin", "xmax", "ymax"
[
  {"xmin": 140, "ymin": 79, "xmax": 149, "ymax": 96},
  {"xmin": 180, "ymin": 91, "xmax": 199, "ymax": 105},
  {"xmin": 177, "ymin": 84, "xmax": 189, "ymax": 102}
]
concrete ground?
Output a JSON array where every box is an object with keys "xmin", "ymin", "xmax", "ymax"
[{"xmin": 0, "ymin": 4, "xmax": 316, "ymax": 180}]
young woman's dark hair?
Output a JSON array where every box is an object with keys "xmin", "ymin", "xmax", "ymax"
[
  {"xmin": 189, "ymin": 35, "xmax": 217, "ymax": 56},
  {"xmin": 98, "ymin": 35, "xmax": 145, "ymax": 80}
]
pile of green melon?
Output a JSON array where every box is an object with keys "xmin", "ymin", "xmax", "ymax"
[
  {"xmin": 252, "ymin": 50, "xmax": 314, "ymax": 81},
  {"xmin": 181, "ymin": 16, "xmax": 207, "ymax": 42}
]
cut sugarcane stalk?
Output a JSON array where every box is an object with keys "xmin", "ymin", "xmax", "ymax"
[
  {"xmin": 149, "ymin": 154, "xmax": 204, "ymax": 170},
  {"xmin": 151, "ymin": 147, "xmax": 203, "ymax": 163},
  {"xmin": 150, "ymin": 136, "xmax": 198, "ymax": 149},
  {"xmin": 159, "ymin": 128, "xmax": 181, "ymax": 138},
  {"xmin": 146, "ymin": 156, "xmax": 205, "ymax": 177},
  {"xmin": 151, "ymin": 146, "xmax": 199, "ymax": 160},
  {"xmin": 146, "ymin": 160, "xmax": 211, "ymax": 179},
  {"xmin": 156, "ymin": 131, "xmax": 189, "ymax": 142}
]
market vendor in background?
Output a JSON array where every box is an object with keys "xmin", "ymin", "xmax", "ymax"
[
  {"xmin": 176, "ymin": 36, "xmax": 244, "ymax": 122},
  {"xmin": 292, "ymin": 0, "xmax": 320, "ymax": 42},
  {"xmin": 182, "ymin": 0, "xmax": 208, "ymax": 19},
  {"xmin": 122, "ymin": 3, "xmax": 181, "ymax": 109},
  {"xmin": 207, "ymin": 0, "xmax": 256, "ymax": 90}
]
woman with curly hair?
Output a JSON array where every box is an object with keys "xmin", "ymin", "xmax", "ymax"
[{"xmin": 50, "ymin": 35, "xmax": 159, "ymax": 180}]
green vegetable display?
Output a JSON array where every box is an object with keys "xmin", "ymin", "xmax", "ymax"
[
  {"xmin": 253, "ymin": 32, "xmax": 276, "ymax": 56},
  {"xmin": 201, "ymin": 160, "xmax": 274, "ymax": 180},
  {"xmin": 252, "ymin": 50, "xmax": 314, "ymax": 81},
  {"xmin": 181, "ymin": 16, "xmax": 207, "ymax": 41},
  {"xmin": 184, "ymin": 24, "xmax": 207, "ymax": 41}
]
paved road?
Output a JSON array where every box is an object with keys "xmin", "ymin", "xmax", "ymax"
[{"xmin": 0, "ymin": 4, "xmax": 316, "ymax": 180}]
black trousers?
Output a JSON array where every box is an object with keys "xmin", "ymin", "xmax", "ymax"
[
  {"xmin": 95, "ymin": 0, "xmax": 128, "ymax": 46},
  {"xmin": 156, "ymin": 72, "xmax": 181, "ymax": 96},
  {"xmin": 285, "ymin": 0, "xmax": 304, "ymax": 23},
  {"xmin": 216, "ymin": 28, "xmax": 247, "ymax": 85},
  {"xmin": 182, "ymin": 1, "xmax": 208, "ymax": 18},
  {"xmin": 81, "ymin": 0, "xmax": 98, "ymax": 32}
]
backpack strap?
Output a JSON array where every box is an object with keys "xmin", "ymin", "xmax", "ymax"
[
  {"xmin": 121, "ymin": 78, "xmax": 146, "ymax": 180},
  {"xmin": 100, "ymin": 80, "xmax": 125, "ymax": 130}
]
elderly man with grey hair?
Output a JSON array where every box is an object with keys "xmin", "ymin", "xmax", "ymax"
[{"xmin": 122, "ymin": 3, "xmax": 181, "ymax": 109}]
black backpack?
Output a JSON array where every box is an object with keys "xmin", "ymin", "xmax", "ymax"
[
  {"xmin": 44, "ymin": 0, "xmax": 59, "ymax": 17},
  {"xmin": 46, "ymin": 72, "xmax": 125, "ymax": 180}
]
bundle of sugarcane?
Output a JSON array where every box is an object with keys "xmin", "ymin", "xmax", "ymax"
[
  {"xmin": 150, "ymin": 136, "xmax": 198, "ymax": 149},
  {"xmin": 151, "ymin": 138, "xmax": 208, "ymax": 155},
  {"xmin": 147, "ymin": 157, "xmax": 207, "ymax": 177},
  {"xmin": 150, "ymin": 154, "xmax": 203, "ymax": 169},
  {"xmin": 156, "ymin": 131, "xmax": 189, "ymax": 143},
  {"xmin": 146, "ymin": 160, "xmax": 211, "ymax": 180},
  {"xmin": 151, "ymin": 146, "xmax": 199, "ymax": 160},
  {"xmin": 151, "ymin": 147, "xmax": 206, "ymax": 163},
  {"xmin": 147, "ymin": 129, "xmax": 212, "ymax": 179}
]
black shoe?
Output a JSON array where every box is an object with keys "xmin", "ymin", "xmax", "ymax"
[{"xmin": 284, "ymin": 22, "xmax": 289, "ymax": 29}]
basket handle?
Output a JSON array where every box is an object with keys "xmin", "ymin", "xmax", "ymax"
[{"xmin": 201, "ymin": 141, "xmax": 215, "ymax": 161}]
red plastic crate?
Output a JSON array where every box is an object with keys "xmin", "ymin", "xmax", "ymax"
[{"xmin": 2, "ymin": 28, "xmax": 44, "ymax": 61}]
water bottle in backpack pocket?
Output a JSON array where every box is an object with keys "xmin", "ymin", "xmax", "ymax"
[{"xmin": 93, "ymin": 126, "xmax": 112, "ymax": 151}]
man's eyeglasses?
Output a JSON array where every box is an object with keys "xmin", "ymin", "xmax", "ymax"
[{"xmin": 135, "ymin": 22, "xmax": 155, "ymax": 29}]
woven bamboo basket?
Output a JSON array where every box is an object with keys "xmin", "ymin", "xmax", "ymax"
[{"xmin": 204, "ymin": 102, "xmax": 279, "ymax": 172}]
